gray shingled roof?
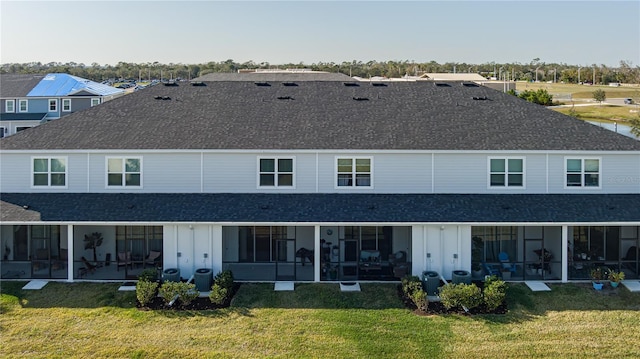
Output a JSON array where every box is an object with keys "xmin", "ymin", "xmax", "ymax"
[
  {"xmin": 2, "ymin": 78, "xmax": 639, "ymax": 151},
  {"xmin": 0, "ymin": 74, "xmax": 46, "ymax": 97},
  {"xmin": 0, "ymin": 113, "xmax": 47, "ymax": 121},
  {"xmin": 2, "ymin": 193, "xmax": 639, "ymax": 223},
  {"xmin": 194, "ymin": 72, "xmax": 354, "ymax": 82}
]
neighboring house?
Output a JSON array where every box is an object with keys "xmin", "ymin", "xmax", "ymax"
[
  {"xmin": 0, "ymin": 73, "xmax": 124, "ymax": 137},
  {"xmin": 1, "ymin": 73, "xmax": 639, "ymax": 285}
]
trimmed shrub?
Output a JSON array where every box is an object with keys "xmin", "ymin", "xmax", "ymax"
[
  {"xmin": 483, "ymin": 277, "xmax": 507, "ymax": 311},
  {"xmin": 213, "ymin": 270, "xmax": 234, "ymax": 290},
  {"xmin": 136, "ymin": 280, "xmax": 158, "ymax": 307},
  {"xmin": 409, "ymin": 286, "xmax": 428, "ymax": 311},
  {"xmin": 439, "ymin": 283, "xmax": 482, "ymax": 311},
  {"xmin": 209, "ymin": 283, "xmax": 228, "ymax": 305},
  {"xmin": 138, "ymin": 268, "xmax": 158, "ymax": 282},
  {"xmin": 401, "ymin": 275, "xmax": 428, "ymax": 311},
  {"xmin": 158, "ymin": 281, "xmax": 200, "ymax": 306}
]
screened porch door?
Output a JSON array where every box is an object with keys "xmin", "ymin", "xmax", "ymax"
[{"xmin": 275, "ymin": 239, "xmax": 295, "ymax": 281}]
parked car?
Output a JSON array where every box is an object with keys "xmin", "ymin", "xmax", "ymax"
[{"xmin": 624, "ymin": 98, "xmax": 634, "ymax": 105}]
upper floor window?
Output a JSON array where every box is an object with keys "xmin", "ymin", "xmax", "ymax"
[
  {"xmin": 32, "ymin": 157, "xmax": 67, "ymax": 187},
  {"xmin": 19, "ymin": 99, "xmax": 28, "ymax": 112},
  {"xmin": 107, "ymin": 157, "xmax": 141, "ymax": 187},
  {"xmin": 566, "ymin": 158, "xmax": 600, "ymax": 188},
  {"xmin": 489, "ymin": 157, "xmax": 524, "ymax": 187},
  {"xmin": 48, "ymin": 99, "xmax": 57, "ymax": 112},
  {"xmin": 5, "ymin": 100, "xmax": 15, "ymax": 113},
  {"xmin": 62, "ymin": 99, "xmax": 71, "ymax": 112},
  {"xmin": 91, "ymin": 98, "xmax": 100, "ymax": 107},
  {"xmin": 337, "ymin": 157, "xmax": 372, "ymax": 187},
  {"xmin": 258, "ymin": 157, "xmax": 294, "ymax": 187}
]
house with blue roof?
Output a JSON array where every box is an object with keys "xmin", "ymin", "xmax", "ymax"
[
  {"xmin": 0, "ymin": 73, "xmax": 124, "ymax": 137},
  {"xmin": 0, "ymin": 72, "xmax": 639, "ymax": 286}
]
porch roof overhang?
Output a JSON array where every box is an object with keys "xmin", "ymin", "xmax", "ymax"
[{"xmin": 1, "ymin": 193, "xmax": 640, "ymax": 224}]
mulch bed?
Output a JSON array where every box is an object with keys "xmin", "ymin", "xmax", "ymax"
[
  {"xmin": 397, "ymin": 282, "xmax": 508, "ymax": 316},
  {"xmin": 137, "ymin": 283, "xmax": 240, "ymax": 311}
]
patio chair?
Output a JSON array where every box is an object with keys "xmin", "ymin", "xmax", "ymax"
[
  {"xmin": 80, "ymin": 256, "xmax": 97, "ymax": 274},
  {"xmin": 117, "ymin": 251, "xmax": 132, "ymax": 271},
  {"xmin": 499, "ymin": 252, "xmax": 517, "ymax": 274},
  {"xmin": 145, "ymin": 250, "xmax": 162, "ymax": 266}
]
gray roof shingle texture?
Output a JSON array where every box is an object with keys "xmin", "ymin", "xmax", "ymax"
[
  {"xmin": 2, "ymin": 78, "xmax": 639, "ymax": 151},
  {"xmin": 1, "ymin": 193, "xmax": 639, "ymax": 223},
  {"xmin": 0, "ymin": 74, "xmax": 46, "ymax": 97}
]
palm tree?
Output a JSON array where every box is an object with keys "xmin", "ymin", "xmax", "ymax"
[{"xmin": 83, "ymin": 232, "xmax": 103, "ymax": 262}]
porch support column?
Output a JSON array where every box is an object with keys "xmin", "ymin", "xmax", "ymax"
[
  {"xmin": 67, "ymin": 224, "xmax": 74, "ymax": 282},
  {"xmin": 314, "ymin": 225, "xmax": 321, "ymax": 282},
  {"xmin": 561, "ymin": 225, "xmax": 568, "ymax": 283}
]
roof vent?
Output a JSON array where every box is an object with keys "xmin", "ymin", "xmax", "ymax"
[
  {"xmin": 282, "ymin": 82, "xmax": 298, "ymax": 87},
  {"xmin": 277, "ymin": 96, "xmax": 293, "ymax": 100},
  {"xmin": 343, "ymin": 82, "xmax": 359, "ymax": 87},
  {"xmin": 371, "ymin": 83, "xmax": 387, "ymax": 87},
  {"xmin": 435, "ymin": 82, "xmax": 451, "ymax": 87},
  {"xmin": 462, "ymin": 82, "xmax": 479, "ymax": 87},
  {"xmin": 190, "ymin": 81, "xmax": 206, "ymax": 86},
  {"xmin": 472, "ymin": 96, "xmax": 488, "ymax": 101},
  {"xmin": 162, "ymin": 96, "xmax": 171, "ymax": 100},
  {"xmin": 153, "ymin": 96, "xmax": 163, "ymax": 100},
  {"xmin": 163, "ymin": 81, "xmax": 178, "ymax": 87},
  {"xmin": 255, "ymin": 82, "xmax": 270, "ymax": 87},
  {"xmin": 353, "ymin": 97, "xmax": 369, "ymax": 101}
]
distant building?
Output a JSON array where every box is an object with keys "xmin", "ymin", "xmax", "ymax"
[{"xmin": 0, "ymin": 73, "xmax": 124, "ymax": 137}]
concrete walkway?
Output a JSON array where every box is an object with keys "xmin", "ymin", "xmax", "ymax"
[{"xmin": 525, "ymin": 281, "xmax": 551, "ymax": 292}]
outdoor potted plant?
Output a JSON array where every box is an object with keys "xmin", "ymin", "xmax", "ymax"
[
  {"xmin": 590, "ymin": 267, "xmax": 605, "ymax": 290},
  {"xmin": 472, "ymin": 263, "xmax": 484, "ymax": 279},
  {"xmin": 329, "ymin": 265, "xmax": 338, "ymax": 280},
  {"xmin": 500, "ymin": 267, "xmax": 511, "ymax": 281},
  {"xmin": 607, "ymin": 269, "xmax": 625, "ymax": 288}
]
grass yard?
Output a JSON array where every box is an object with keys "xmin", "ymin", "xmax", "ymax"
[
  {"xmin": 554, "ymin": 105, "xmax": 640, "ymax": 123},
  {"xmin": 2, "ymin": 281, "xmax": 640, "ymax": 358},
  {"xmin": 515, "ymin": 82, "xmax": 640, "ymax": 101}
]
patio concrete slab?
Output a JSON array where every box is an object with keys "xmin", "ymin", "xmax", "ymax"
[
  {"xmin": 525, "ymin": 281, "xmax": 551, "ymax": 292},
  {"xmin": 621, "ymin": 280, "xmax": 640, "ymax": 292},
  {"xmin": 118, "ymin": 282, "xmax": 137, "ymax": 291},
  {"xmin": 339, "ymin": 282, "xmax": 361, "ymax": 292},
  {"xmin": 274, "ymin": 281, "xmax": 295, "ymax": 291},
  {"xmin": 22, "ymin": 280, "xmax": 48, "ymax": 290}
]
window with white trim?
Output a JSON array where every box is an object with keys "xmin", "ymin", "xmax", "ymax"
[
  {"xmin": 32, "ymin": 157, "xmax": 67, "ymax": 187},
  {"xmin": 0, "ymin": 127, "xmax": 7, "ymax": 138},
  {"xmin": 107, "ymin": 157, "xmax": 141, "ymax": 187},
  {"xmin": 91, "ymin": 98, "xmax": 100, "ymax": 107},
  {"xmin": 62, "ymin": 99, "xmax": 71, "ymax": 112},
  {"xmin": 489, "ymin": 157, "xmax": 524, "ymax": 187},
  {"xmin": 258, "ymin": 157, "xmax": 294, "ymax": 187},
  {"xmin": 5, "ymin": 100, "xmax": 15, "ymax": 113},
  {"xmin": 48, "ymin": 99, "xmax": 57, "ymax": 112},
  {"xmin": 19, "ymin": 99, "xmax": 28, "ymax": 112},
  {"xmin": 337, "ymin": 157, "xmax": 372, "ymax": 187},
  {"xmin": 566, "ymin": 158, "xmax": 600, "ymax": 187}
]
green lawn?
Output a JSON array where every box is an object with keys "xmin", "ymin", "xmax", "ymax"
[
  {"xmin": 2, "ymin": 281, "xmax": 640, "ymax": 358},
  {"xmin": 554, "ymin": 105, "xmax": 640, "ymax": 123},
  {"xmin": 515, "ymin": 82, "xmax": 640, "ymax": 101}
]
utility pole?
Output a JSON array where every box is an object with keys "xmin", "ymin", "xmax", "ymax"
[{"xmin": 578, "ymin": 67, "xmax": 582, "ymax": 83}]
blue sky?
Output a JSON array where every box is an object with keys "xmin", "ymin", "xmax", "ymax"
[{"xmin": 1, "ymin": 1, "xmax": 638, "ymax": 67}]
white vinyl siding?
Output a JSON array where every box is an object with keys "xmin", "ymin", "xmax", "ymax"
[
  {"xmin": 5, "ymin": 100, "xmax": 15, "ymax": 113},
  {"xmin": 18, "ymin": 99, "xmax": 28, "ymax": 112},
  {"xmin": 31, "ymin": 157, "xmax": 67, "ymax": 188},
  {"xmin": 106, "ymin": 157, "xmax": 142, "ymax": 188}
]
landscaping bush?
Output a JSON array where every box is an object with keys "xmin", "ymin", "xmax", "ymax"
[
  {"xmin": 213, "ymin": 270, "xmax": 234, "ymax": 290},
  {"xmin": 158, "ymin": 281, "xmax": 200, "ymax": 306},
  {"xmin": 483, "ymin": 276, "xmax": 507, "ymax": 311},
  {"xmin": 209, "ymin": 283, "xmax": 228, "ymax": 305},
  {"xmin": 138, "ymin": 268, "xmax": 158, "ymax": 282},
  {"xmin": 136, "ymin": 280, "xmax": 158, "ymax": 307},
  {"xmin": 401, "ymin": 275, "xmax": 428, "ymax": 311},
  {"xmin": 439, "ymin": 283, "xmax": 482, "ymax": 311}
]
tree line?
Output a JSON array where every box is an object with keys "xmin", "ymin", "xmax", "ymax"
[{"xmin": 1, "ymin": 59, "xmax": 639, "ymax": 84}]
